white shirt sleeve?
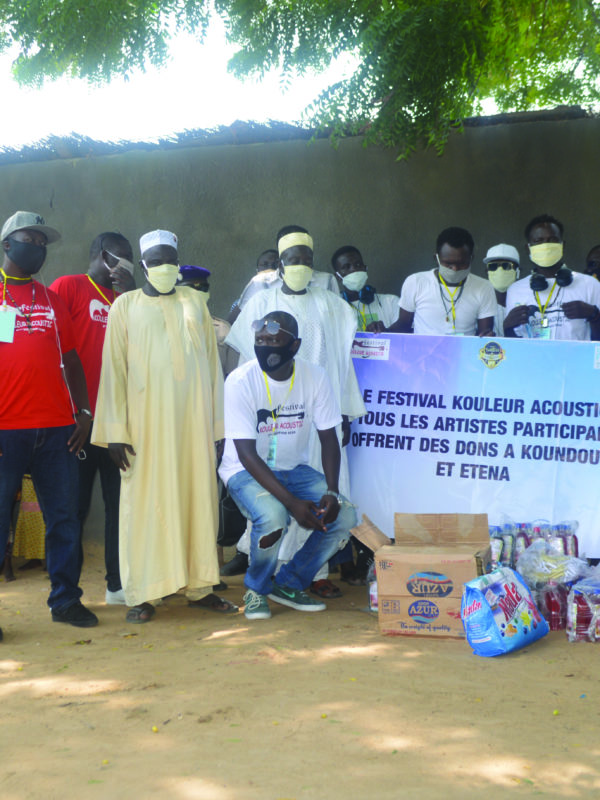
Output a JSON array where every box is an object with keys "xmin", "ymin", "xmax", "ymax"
[
  {"xmin": 399, "ymin": 273, "xmax": 418, "ymax": 313},
  {"xmin": 223, "ymin": 371, "xmax": 258, "ymax": 441},
  {"xmin": 477, "ymin": 280, "xmax": 498, "ymax": 320}
]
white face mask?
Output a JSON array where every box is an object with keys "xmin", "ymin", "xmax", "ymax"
[
  {"xmin": 143, "ymin": 262, "xmax": 179, "ymax": 294},
  {"xmin": 488, "ymin": 267, "xmax": 518, "ymax": 292},
  {"xmin": 339, "ymin": 270, "xmax": 368, "ymax": 292},
  {"xmin": 105, "ymin": 250, "xmax": 135, "ymax": 276},
  {"xmin": 282, "ymin": 264, "xmax": 313, "ymax": 292},
  {"xmin": 529, "ymin": 242, "xmax": 563, "ymax": 268}
]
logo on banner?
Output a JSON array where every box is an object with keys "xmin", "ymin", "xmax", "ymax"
[
  {"xmin": 406, "ymin": 571, "xmax": 453, "ymax": 597},
  {"xmin": 351, "ymin": 337, "xmax": 390, "ymax": 360},
  {"xmin": 408, "ymin": 600, "xmax": 439, "ymax": 623},
  {"xmin": 478, "ymin": 341, "xmax": 505, "ymax": 369}
]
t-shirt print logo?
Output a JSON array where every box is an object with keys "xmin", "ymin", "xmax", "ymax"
[
  {"xmin": 256, "ymin": 406, "xmax": 305, "ymax": 432},
  {"xmin": 89, "ymin": 298, "xmax": 110, "ymax": 324}
]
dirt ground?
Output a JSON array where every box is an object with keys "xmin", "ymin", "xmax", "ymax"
[{"xmin": 1, "ymin": 542, "xmax": 599, "ymax": 800}]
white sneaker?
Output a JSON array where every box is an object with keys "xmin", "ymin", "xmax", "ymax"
[{"xmin": 105, "ymin": 588, "xmax": 126, "ymax": 605}]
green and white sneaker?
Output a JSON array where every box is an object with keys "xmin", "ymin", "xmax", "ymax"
[
  {"xmin": 268, "ymin": 584, "xmax": 326, "ymax": 612},
  {"xmin": 243, "ymin": 589, "xmax": 271, "ymax": 620}
]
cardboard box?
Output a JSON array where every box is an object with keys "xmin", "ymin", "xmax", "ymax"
[{"xmin": 352, "ymin": 513, "xmax": 490, "ymax": 638}]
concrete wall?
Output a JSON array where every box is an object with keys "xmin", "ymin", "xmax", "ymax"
[{"xmin": 3, "ymin": 116, "xmax": 598, "ymax": 541}]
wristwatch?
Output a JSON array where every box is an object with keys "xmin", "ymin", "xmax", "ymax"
[
  {"xmin": 325, "ymin": 490, "xmax": 343, "ymax": 503},
  {"xmin": 76, "ymin": 408, "xmax": 93, "ymax": 419}
]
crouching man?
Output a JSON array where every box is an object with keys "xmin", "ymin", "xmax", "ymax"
[{"xmin": 218, "ymin": 311, "xmax": 356, "ymax": 620}]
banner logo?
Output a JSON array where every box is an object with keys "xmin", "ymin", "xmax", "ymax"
[
  {"xmin": 479, "ymin": 341, "xmax": 505, "ymax": 369},
  {"xmin": 351, "ymin": 337, "xmax": 390, "ymax": 360}
]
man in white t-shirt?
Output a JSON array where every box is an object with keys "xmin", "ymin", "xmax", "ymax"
[
  {"xmin": 389, "ymin": 227, "xmax": 497, "ymax": 336},
  {"xmin": 332, "ymin": 245, "xmax": 399, "ymax": 332},
  {"xmin": 219, "ymin": 311, "xmax": 357, "ymax": 620},
  {"xmin": 504, "ymin": 214, "xmax": 600, "ymax": 341}
]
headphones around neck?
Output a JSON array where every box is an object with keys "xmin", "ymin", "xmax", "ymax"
[
  {"xmin": 342, "ymin": 284, "xmax": 376, "ymax": 305},
  {"xmin": 530, "ymin": 265, "xmax": 573, "ymax": 291}
]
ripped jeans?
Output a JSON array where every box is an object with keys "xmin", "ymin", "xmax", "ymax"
[{"xmin": 227, "ymin": 464, "xmax": 356, "ymax": 596}]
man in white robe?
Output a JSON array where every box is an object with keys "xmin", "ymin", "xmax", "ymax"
[
  {"xmin": 225, "ymin": 230, "xmax": 365, "ymax": 594},
  {"xmin": 92, "ymin": 229, "xmax": 236, "ymax": 622}
]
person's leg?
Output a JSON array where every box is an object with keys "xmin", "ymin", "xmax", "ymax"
[
  {"xmin": 76, "ymin": 430, "xmax": 99, "ymax": 577},
  {"xmin": 96, "ymin": 444, "xmax": 122, "ymax": 593},
  {"xmin": 276, "ymin": 465, "xmax": 356, "ymax": 591},
  {"xmin": 227, "ymin": 470, "xmax": 289, "ymax": 596},
  {"xmin": 0, "ymin": 429, "xmax": 34, "ymax": 562},
  {"xmin": 29, "ymin": 426, "xmax": 84, "ymax": 611}
]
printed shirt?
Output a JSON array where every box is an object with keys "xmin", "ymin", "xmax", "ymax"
[{"xmin": 1, "ymin": 280, "xmax": 76, "ymax": 429}]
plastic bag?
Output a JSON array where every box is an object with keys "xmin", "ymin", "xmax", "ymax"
[
  {"xmin": 461, "ymin": 567, "xmax": 548, "ymax": 657},
  {"xmin": 516, "ymin": 539, "xmax": 591, "ymax": 589}
]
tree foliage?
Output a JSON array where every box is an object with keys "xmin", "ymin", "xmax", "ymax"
[{"xmin": 2, "ymin": 0, "xmax": 600, "ymax": 156}]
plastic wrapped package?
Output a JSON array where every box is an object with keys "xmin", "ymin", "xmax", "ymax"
[
  {"xmin": 516, "ymin": 539, "xmax": 591, "ymax": 589},
  {"xmin": 566, "ymin": 576, "xmax": 600, "ymax": 642}
]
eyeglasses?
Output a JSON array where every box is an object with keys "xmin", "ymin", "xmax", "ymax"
[
  {"xmin": 251, "ymin": 318, "xmax": 295, "ymax": 337},
  {"xmin": 487, "ymin": 261, "xmax": 517, "ymax": 271}
]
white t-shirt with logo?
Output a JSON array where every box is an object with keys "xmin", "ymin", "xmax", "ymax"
[
  {"xmin": 505, "ymin": 270, "xmax": 600, "ymax": 340},
  {"xmin": 399, "ymin": 269, "xmax": 497, "ymax": 336},
  {"xmin": 218, "ymin": 357, "xmax": 342, "ymax": 485}
]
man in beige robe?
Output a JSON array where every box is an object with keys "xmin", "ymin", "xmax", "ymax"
[{"xmin": 92, "ymin": 229, "xmax": 236, "ymax": 622}]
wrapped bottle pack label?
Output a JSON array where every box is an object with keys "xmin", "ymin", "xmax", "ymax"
[{"xmin": 461, "ymin": 567, "xmax": 549, "ymax": 657}]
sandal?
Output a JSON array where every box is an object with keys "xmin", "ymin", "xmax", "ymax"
[
  {"xmin": 310, "ymin": 579, "xmax": 343, "ymax": 599},
  {"xmin": 188, "ymin": 594, "xmax": 238, "ymax": 614},
  {"xmin": 126, "ymin": 603, "xmax": 155, "ymax": 623}
]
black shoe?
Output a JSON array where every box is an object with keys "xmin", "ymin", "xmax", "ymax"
[
  {"xmin": 219, "ymin": 551, "xmax": 249, "ymax": 576},
  {"xmin": 213, "ymin": 580, "xmax": 228, "ymax": 592},
  {"xmin": 51, "ymin": 601, "xmax": 98, "ymax": 628}
]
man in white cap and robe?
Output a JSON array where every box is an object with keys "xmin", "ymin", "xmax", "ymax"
[
  {"xmin": 92, "ymin": 229, "xmax": 236, "ymax": 622},
  {"xmin": 224, "ymin": 228, "xmax": 365, "ymax": 597}
]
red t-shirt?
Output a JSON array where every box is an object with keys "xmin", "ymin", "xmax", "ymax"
[
  {"xmin": 50, "ymin": 274, "xmax": 117, "ymax": 413},
  {"xmin": 1, "ymin": 280, "xmax": 76, "ymax": 430}
]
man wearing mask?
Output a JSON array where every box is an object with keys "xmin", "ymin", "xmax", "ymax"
[
  {"xmin": 0, "ymin": 211, "xmax": 97, "ymax": 634},
  {"xmin": 504, "ymin": 215, "xmax": 600, "ymax": 340},
  {"xmin": 389, "ymin": 227, "xmax": 497, "ymax": 336},
  {"xmin": 220, "ymin": 311, "xmax": 356, "ymax": 620},
  {"xmin": 224, "ymin": 228, "xmax": 365, "ymax": 598},
  {"xmin": 483, "ymin": 244, "xmax": 520, "ymax": 336},
  {"xmin": 51, "ymin": 232, "xmax": 136, "ymax": 605},
  {"xmin": 332, "ymin": 245, "xmax": 399, "ymax": 332},
  {"xmin": 92, "ymin": 230, "xmax": 236, "ymax": 623}
]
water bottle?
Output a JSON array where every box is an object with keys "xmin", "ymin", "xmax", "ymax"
[{"xmin": 542, "ymin": 581, "xmax": 567, "ymax": 631}]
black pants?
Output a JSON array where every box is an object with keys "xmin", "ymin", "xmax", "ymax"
[{"xmin": 77, "ymin": 431, "xmax": 121, "ymax": 592}]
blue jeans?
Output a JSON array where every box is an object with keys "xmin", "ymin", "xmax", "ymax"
[
  {"xmin": 0, "ymin": 426, "xmax": 83, "ymax": 610},
  {"xmin": 227, "ymin": 464, "xmax": 356, "ymax": 596}
]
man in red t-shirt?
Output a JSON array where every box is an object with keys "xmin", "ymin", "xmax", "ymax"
[
  {"xmin": 51, "ymin": 232, "xmax": 135, "ymax": 605},
  {"xmin": 0, "ymin": 211, "xmax": 98, "ymax": 638}
]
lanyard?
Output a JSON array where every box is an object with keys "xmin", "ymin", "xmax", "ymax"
[
  {"xmin": 87, "ymin": 274, "xmax": 116, "ymax": 306},
  {"xmin": 534, "ymin": 281, "xmax": 557, "ymax": 322},
  {"xmin": 262, "ymin": 364, "xmax": 296, "ymax": 428},
  {"xmin": 438, "ymin": 273, "xmax": 464, "ymax": 330},
  {"xmin": 1, "ymin": 269, "xmax": 36, "ymax": 332},
  {"xmin": 356, "ymin": 304, "xmax": 368, "ymax": 331}
]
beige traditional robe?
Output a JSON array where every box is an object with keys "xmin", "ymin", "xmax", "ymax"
[{"xmin": 92, "ymin": 286, "xmax": 224, "ymax": 606}]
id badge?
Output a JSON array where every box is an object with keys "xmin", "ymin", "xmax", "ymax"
[
  {"xmin": 266, "ymin": 432, "xmax": 277, "ymax": 468},
  {"xmin": 0, "ymin": 305, "xmax": 17, "ymax": 343},
  {"xmin": 536, "ymin": 326, "xmax": 551, "ymax": 340}
]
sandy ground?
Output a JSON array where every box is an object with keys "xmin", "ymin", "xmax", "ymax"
[{"xmin": 1, "ymin": 542, "xmax": 599, "ymax": 800}]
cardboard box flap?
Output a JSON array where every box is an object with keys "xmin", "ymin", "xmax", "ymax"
[
  {"xmin": 350, "ymin": 514, "xmax": 391, "ymax": 552},
  {"xmin": 394, "ymin": 513, "xmax": 489, "ymax": 546}
]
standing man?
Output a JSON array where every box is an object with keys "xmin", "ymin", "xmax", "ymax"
[
  {"xmin": 220, "ymin": 311, "xmax": 356, "ymax": 620},
  {"xmin": 0, "ymin": 211, "xmax": 98, "ymax": 635},
  {"xmin": 92, "ymin": 230, "xmax": 235, "ymax": 623},
  {"xmin": 332, "ymin": 245, "xmax": 399, "ymax": 332},
  {"xmin": 389, "ymin": 227, "xmax": 497, "ymax": 335},
  {"xmin": 504, "ymin": 215, "xmax": 600, "ymax": 340},
  {"xmin": 51, "ymin": 232, "xmax": 136, "ymax": 605},
  {"xmin": 482, "ymin": 243, "xmax": 520, "ymax": 336}
]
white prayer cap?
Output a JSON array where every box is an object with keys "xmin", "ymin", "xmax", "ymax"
[{"xmin": 139, "ymin": 229, "xmax": 178, "ymax": 254}]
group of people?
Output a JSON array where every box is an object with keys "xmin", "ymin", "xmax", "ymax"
[{"xmin": 2, "ymin": 209, "xmax": 598, "ymax": 639}]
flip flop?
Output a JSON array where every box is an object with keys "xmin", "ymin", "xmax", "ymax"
[
  {"xmin": 310, "ymin": 579, "xmax": 343, "ymax": 599},
  {"xmin": 188, "ymin": 594, "xmax": 239, "ymax": 614},
  {"xmin": 126, "ymin": 602, "xmax": 155, "ymax": 623}
]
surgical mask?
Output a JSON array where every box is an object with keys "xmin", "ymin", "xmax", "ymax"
[
  {"xmin": 5, "ymin": 238, "xmax": 46, "ymax": 275},
  {"xmin": 488, "ymin": 268, "xmax": 517, "ymax": 292},
  {"xmin": 105, "ymin": 250, "xmax": 135, "ymax": 276},
  {"xmin": 339, "ymin": 270, "xmax": 368, "ymax": 292},
  {"xmin": 143, "ymin": 262, "xmax": 179, "ymax": 294},
  {"xmin": 282, "ymin": 264, "xmax": 313, "ymax": 292},
  {"xmin": 254, "ymin": 341, "xmax": 296, "ymax": 373},
  {"xmin": 437, "ymin": 262, "xmax": 470, "ymax": 285},
  {"xmin": 529, "ymin": 242, "xmax": 563, "ymax": 268}
]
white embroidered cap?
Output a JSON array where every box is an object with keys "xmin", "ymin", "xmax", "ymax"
[{"xmin": 139, "ymin": 229, "xmax": 178, "ymax": 254}]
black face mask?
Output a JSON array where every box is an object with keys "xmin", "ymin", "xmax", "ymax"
[
  {"xmin": 254, "ymin": 341, "xmax": 296, "ymax": 373},
  {"xmin": 6, "ymin": 238, "xmax": 47, "ymax": 275}
]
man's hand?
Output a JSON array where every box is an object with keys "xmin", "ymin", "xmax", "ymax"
[
  {"xmin": 288, "ymin": 498, "xmax": 330, "ymax": 531},
  {"xmin": 215, "ymin": 438, "xmax": 225, "ymax": 465},
  {"xmin": 318, "ymin": 494, "xmax": 341, "ymax": 525},
  {"xmin": 366, "ymin": 320, "xmax": 386, "ymax": 333},
  {"xmin": 562, "ymin": 301, "xmax": 597, "ymax": 320},
  {"xmin": 108, "ymin": 442, "xmax": 136, "ymax": 470},
  {"xmin": 109, "ymin": 266, "xmax": 136, "ymax": 293},
  {"xmin": 68, "ymin": 414, "xmax": 92, "ymax": 455},
  {"xmin": 504, "ymin": 304, "xmax": 535, "ymax": 330}
]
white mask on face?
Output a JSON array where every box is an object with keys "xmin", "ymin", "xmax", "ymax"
[
  {"xmin": 529, "ymin": 242, "xmax": 563, "ymax": 268},
  {"xmin": 282, "ymin": 264, "xmax": 313, "ymax": 292},
  {"xmin": 339, "ymin": 270, "xmax": 368, "ymax": 292},
  {"xmin": 143, "ymin": 262, "xmax": 179, "ymax": 294},
  {"xmin": 436, "ymin": 255, "xmax": 470, "ymax": 284}
]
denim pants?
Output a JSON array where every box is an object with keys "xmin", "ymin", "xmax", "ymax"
[
  {"xmin": 227, "ymin": 464, "xmax": 356, "ymax": 596},
  {"xmin": 77, "ymin": 431, "xmax": 122, "ymax": 592},
  {"xmin": 0, "ymin": 426, "xmax": 83, "ymax": 610}
]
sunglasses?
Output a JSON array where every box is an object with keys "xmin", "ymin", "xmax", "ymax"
[
  {"xmin": 487, "ymin": 261, "xmax": 517, "ymax": 271},
  {"xmin": 251, "ymin": 318, "xmax": 296, "ymax": 338}
]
